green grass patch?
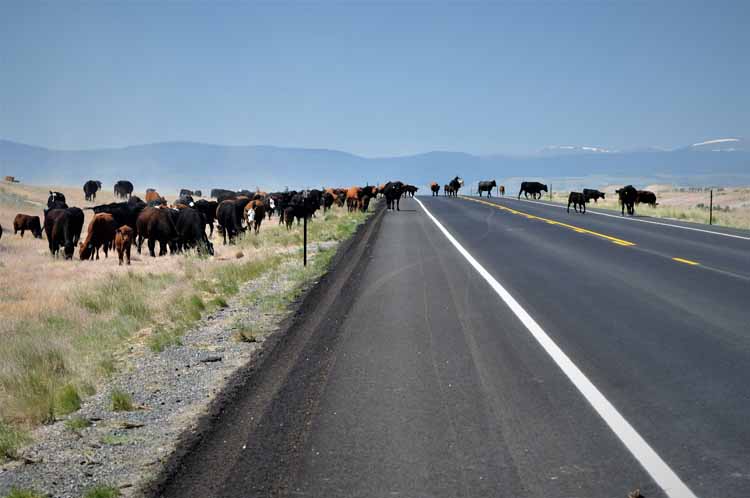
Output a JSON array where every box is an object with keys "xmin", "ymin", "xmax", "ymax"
[
  {"xmin": 109, "ymin": 389, "xmax": 134, "ymax": 412},
  {"xmin": 100, "ymin": 434, "xmax": 129, "ymax": 446},
  {"xmin": 0, "ymin": 422, "xmax": 30, "ymax": 461},
  {"xmin": 81, "ymin": 485, "xmax": 121, "ymax": 498},
  {"xmin": 147, "ymin": 325, "xmax": 182, "ymax": 353},
  {"xmin": 64, "ymin": 416, "xmax": 91, "ymax": 432},
  {"xmin": 55, "ymin": 384, "xmax": 81, "ymax": 415},
  {"xmin": 3, "ymin": 488, "xmax": 47, "ymax": 498}
]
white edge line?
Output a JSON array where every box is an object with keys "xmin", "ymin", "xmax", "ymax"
[
  {"xmin": 415, "ymin": 197, "xmax": 698, "ymax": 498},
  {"xmin": 497, "ymin": 196, "xmax": 750, "ymax": 241}
]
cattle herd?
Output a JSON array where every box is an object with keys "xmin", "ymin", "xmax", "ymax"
[
  {"xmin": 0, "ymin": 177, "xmax": 662, "ymax": 252},
  {"xmin": 0, "ymin": 179, "xmax": 421, "ymax": 262}
]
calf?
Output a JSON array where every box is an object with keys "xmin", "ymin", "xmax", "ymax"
[
  {"xmin": 79, "ymin": 213, "xmax": 117, "ymax": 260},
  {"xmin": 567, "ymin": 192, "xmax": 586, "ymax": 213},
  {"xmin": 115, "ymin": 226, "xmax": 134, "ymax": 265},
  {"xmin": 13, "ymin": 214, "xmax": 43, "ymax": 238},
  {"xmin": 244, "ymin": 200, "xmax": 266, "ymax": 235},
  {"xmin": 583, "ymin": 188, "xmax": 605, "ymax": 203}
]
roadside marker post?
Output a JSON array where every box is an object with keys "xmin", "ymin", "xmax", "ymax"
[
  {"xmin": 303, "ymin": 190, "xmax": 308, "ymax": 267},
  {"xmin": 709, "ymin": 189, "xmax": 713, "ymax": 226}
]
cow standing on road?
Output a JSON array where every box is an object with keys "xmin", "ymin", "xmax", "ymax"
[
  {"xmin": 518, "ymin": 182, "xmax": 548, "ymax": 200},
  {"xmin": 478, "ymin": 180, "xmax": 497, "ymax": 197},
  {"xmin": 447, "ymin": 176, "xmax": 463, "ymax": 197},
  {"xmin": 430, "ymin": 182, "xmax": 440, "ymax": 196},
  {"xmin": 567, "ymin": 192, "xmax": 586, "ymax": 214}
]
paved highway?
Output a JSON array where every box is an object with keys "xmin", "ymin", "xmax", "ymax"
[{"xmin": 158, "ymin": 196, "xmax": 750, "ymax": 498}]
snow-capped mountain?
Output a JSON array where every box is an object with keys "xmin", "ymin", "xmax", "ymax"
[{"xmin": 689, "ymin": 138, "xmax": 747, "ymax": 152}]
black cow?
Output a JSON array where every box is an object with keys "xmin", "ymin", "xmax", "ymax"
[
  {"xmin": 180, "ymin": 189, "xmax": 203, "ymax": 198},
  {"xmin": 383, "ymin": 181, "xmax": 404, "ymax": 210},
  {"xmin": 216, "ymin": 200, "xmax": 243, "ymax": 244},
  {"xmin": 136, "ymin": 207, "xmax": 178, "ymax": 256},
  {"xmin": 83, "ymin": 180, "xmax": 102, "ymax": 202},
  {"xmin": 518, "ymin": 181, "xmax": 548, "ymax": 200},
  {"xmin": 567, "ymin": 192, "xmax": 586, "ymax": 213},
  {"xmin": 47, "ymin": 191, "xmax": 66, "ymax": 208},
  {"xmin": 478, "ymin": 180, "xmax": 497, "ymax": 197},
  {"xmin": 193, "ymin": 199, "xmax": 218, "ymax": 237},
  {"xmin": 403, "ymin": 185, "xmax": 418, "ymax": 197},
  {"xmin": 322, "ymin": 191, "xmax": 335, "ymax": 212},
  {"xmin": 175, "ymin": 194, "xmax": 194, "ymax": 206},
  {"xmin": 430, "ymin": 182, "xmax": 440, "ymax": 196},
  {"xmin": 448, "ymin": 176, "xmax": 463, "ymax": 197},
  {"xmin": 44, "ymin": 207, "xmax": 84, "ymax": 259},
  {"xmin": 583, "ymin": 188, "xmax": 605, "ymax": 203},
  {"xmin": 114, "ymin": 180, "xmax": 134, "ymax": 199},
  {"xmin": 616, "ymin": 185, "xmax": 638, "ymax": 216},
  {"xmin": 88, "ymin": 196, "xmax": 146, "ymax": 230},
  {"xmin": 636, "ymin": 190, "xmax": 658, "ymax": 208},
  {"xmin": 176, "ymin": 207, "xmax": 214, "ymax": 255}
]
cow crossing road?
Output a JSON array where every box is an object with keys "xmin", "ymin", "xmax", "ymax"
[{"xmin": 159, "ymin": 196, "xmax": 750, "ymax": 498}]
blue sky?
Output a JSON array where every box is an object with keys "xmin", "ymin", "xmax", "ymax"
[{"xmin": 0, "ymin": 1, "xmax": 747, "ymax": 156}]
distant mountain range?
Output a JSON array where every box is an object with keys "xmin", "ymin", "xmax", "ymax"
[{"xmin": 0, "ymin": 138, "xmax": 748, "ymax": 193}]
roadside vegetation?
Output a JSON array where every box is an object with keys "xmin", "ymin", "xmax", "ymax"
[
  {"xmin": 542, "ymin": 186, "xmax": 750, "ymax": 230},
  {"xmin": 0, "ymin": 182, "xmax": 370, "ymax": 461}
]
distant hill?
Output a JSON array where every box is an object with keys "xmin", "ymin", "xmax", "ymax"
[{"xmin": 1, "ymin": 138, "xmax": 748, "ymax": 194}]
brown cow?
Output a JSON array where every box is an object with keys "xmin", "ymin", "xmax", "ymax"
[
  {"xmin": 115, "ymin": 225, "xmax": 134, "ymax": 265},
  {"xmin": 145, "ymin": 190, "xmax": 165, "ymax": 205},
  {"xmin": 13, "ymin": 214, "xmax": 43, "ymax": 238},
  {"xmin": 244, "ymin": 199, "xmax": 266, "ymax": 234},
  {"xmin": 346, "ymin": 186, "xmax": 361, "ymax": 212},
  {"xmin": 79, "ymin": 213, "xmax": 117, "ymax": 260},
  {"xmin": 498, "ymin": 185, "xmax": 505, "ymax": 196},
  {"xmin": 430, "ymin": 182, "xmax": 440, "ymax": 196}
]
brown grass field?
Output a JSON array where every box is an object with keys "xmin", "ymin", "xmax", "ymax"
[
  {"xmin": 545, "ymin": 184, "xmax": 750, "ymax": 230},
  {"xmin": 0, "ymin": 181, "xmax": 367, "ymax": 457}
]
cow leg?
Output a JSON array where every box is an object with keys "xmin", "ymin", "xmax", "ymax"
[
  {"xmin": 148, "ymin": 238, "xmax": 157, "ymax": 257},
  {"xmin": 118, "ymin": 248, "xmax": 123, "ymax": 266}
]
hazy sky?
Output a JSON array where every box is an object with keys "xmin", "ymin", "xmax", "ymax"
[{"xmin": 1, "ymin": 1, "xmax": 747, "ymax": 156}]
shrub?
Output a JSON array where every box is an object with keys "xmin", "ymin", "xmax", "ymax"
[
  {"xmin": 81, "ymin": 485, "xmax": 121, "ymax": 498},
  {"xmin": 55, "ymin": 384, "xmax": 81, "ymax": 415},
  {"xmin": 109, "ymin": 389, "xmax": 134, "ymax": 412},
  {"xmin": 3, "ymin": 489, "xmax": 47, "ymax": 498},
  {"xmin": 0, "ymin": 422, "xmax": 30, "ymax": 461},
  {"xmin": 64, "ymin": 416, "xmax": 91, "ymax": 432}
]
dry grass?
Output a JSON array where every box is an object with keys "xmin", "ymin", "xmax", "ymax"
[
  {"xmin": 0, "ymin": 181, "xmax": 370, "ymax": 458},
  {"xmin": 546, "ymin": 185, "xmax": 750, "ymax": 230}
]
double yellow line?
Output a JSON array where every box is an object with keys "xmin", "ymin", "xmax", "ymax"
[{"xmin": 461, "ymin": 196, "xmax": 636, "ymax": 247}]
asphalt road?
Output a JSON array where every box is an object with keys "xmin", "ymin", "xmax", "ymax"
[{"xmin": 158, "ymin": 196, "xmax": 750, "ymax": 498}]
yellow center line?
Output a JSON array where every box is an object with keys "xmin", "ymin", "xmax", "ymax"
[
  {"xmin": 460, "ymin": 196, "xmax": 636, "ymax": 247},
  {"xmin": 672, "ymin": 257, "xmax": 700, "ymax": 266}
]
